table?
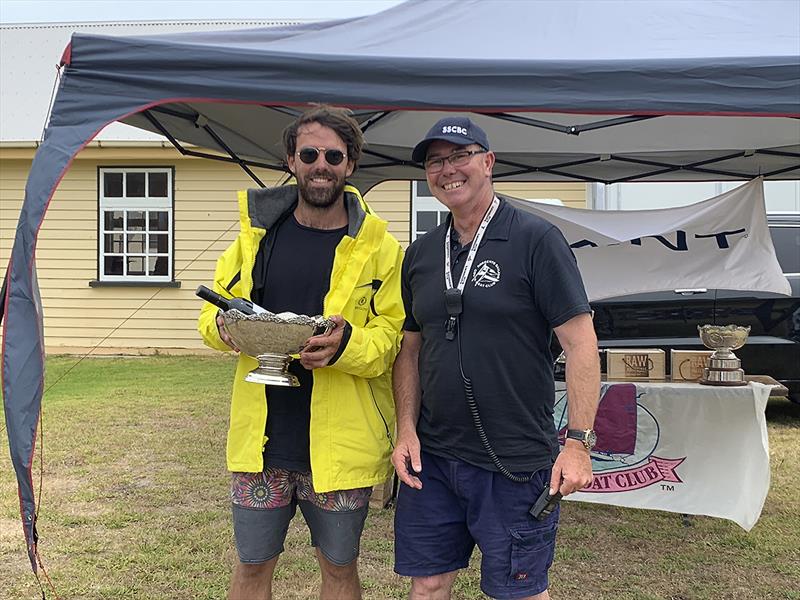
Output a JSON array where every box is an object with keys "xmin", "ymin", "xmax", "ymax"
[
  {"xmin": 744, "ymin": 374, "xmax": 788, "ymax": 397},
  {"xmin": 554, "ymin": 380, "xmax": 771, "ymax": 530}
]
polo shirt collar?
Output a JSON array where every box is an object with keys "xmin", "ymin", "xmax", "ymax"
[
  {"xmin": 446, "ymin": 194, "xmax": 513, "ymax": 245},
  {"xmin": 485, "ymin": 195, "xmax": 513, "ymax": 241}
]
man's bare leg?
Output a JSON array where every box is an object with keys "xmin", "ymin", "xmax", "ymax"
[
  {"xmin": 228, "ymin": 556, "xmax": 278, "ymax": 600},
  {"xmin": 410, "ymin": 573, "xmax": 549, "ymax": 600},
  {"xmin": 409, "ymin": 571, "xmax": 459, "ymax": 600},
  {"xmin": 316, "ymin": 548, "xmax": 362, "ymax": 600}
]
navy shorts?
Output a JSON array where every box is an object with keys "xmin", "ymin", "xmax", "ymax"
[{"xmin": 394, "ymin": 451, "xmax": 559, "ymax": 600}]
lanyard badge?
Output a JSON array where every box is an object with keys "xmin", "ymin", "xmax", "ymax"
[{"xmin": 443, "ymin": 196, "xmax": 500, "ymax": 341}]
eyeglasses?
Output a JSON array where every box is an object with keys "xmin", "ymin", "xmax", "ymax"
[
  {"xmin": 297, "ymin": 146, "xmax": 347, "ymax": 166},
  {"xmin": 424, "ymin": 149, "xmax": 487, "ymax": 173}
]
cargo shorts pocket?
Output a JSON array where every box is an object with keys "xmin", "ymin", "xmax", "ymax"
[{"xmin": 506, "ymin": 519, "xmax": 558, "ymax": 587}]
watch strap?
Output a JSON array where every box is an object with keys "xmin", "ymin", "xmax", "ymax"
[{"xmin": 566, "ymin": 428, "xmax": 596, "ymax": 450}]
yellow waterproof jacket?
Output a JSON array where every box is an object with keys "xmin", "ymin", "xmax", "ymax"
[{"xmin": 198, "ymin": 184, "xmax": 404, "ymax": 493}]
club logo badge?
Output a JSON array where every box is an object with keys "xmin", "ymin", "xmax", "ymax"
[{"xmin": 472, "ymin": 260, "xmax": 501, "ymax": 288}]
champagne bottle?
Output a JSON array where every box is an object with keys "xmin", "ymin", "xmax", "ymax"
[{"xmin": 195, "ymin": 285, "xmax": 267, "ymax": 315}]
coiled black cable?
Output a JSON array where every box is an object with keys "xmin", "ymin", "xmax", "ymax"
[{"xmin": 455, "ymin": 318, "xmax": 534, "ymax": 483}]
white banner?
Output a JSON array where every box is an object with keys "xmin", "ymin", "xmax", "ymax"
[
  {"xmin": 509, "ymin": 178, "xmax": 790, "ymax": 301},
  {"xmin": 554, "ymin": 381, "xmax": 771, "ymax": 531}
]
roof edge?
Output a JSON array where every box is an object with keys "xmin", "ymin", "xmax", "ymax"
[{"xmin": 0, "ymin": 19, "xmax": 307, "ymax": 30}]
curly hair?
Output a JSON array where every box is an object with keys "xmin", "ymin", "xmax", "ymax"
[{"xmin": 282, "ymin": 105, "xmax": 364, "ymax": 168}]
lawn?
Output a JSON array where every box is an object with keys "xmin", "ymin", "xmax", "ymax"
[{"xmin": 1, "ymin": 356, "xmax": 798, "ymax": 599}]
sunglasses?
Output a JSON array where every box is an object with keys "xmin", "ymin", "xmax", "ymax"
[{"xmin": 297, "ymin": 146, "xmax": 347, "ymax": 166}]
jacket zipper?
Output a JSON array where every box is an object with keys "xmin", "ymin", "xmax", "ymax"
[{"xmin": 367, "ymin": 380, "xmax": 394, "ymax": 449}]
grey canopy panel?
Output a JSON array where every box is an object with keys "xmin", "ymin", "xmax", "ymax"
[
  {"xmin": 3, "ymin": 0, "xmax": 800, "ymax": 571},
  {"xmin": 125, "ymin": 106, "xmax": 800, "ymax": 187}
]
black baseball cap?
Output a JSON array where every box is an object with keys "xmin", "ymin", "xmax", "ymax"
[{"xmin": 411, "ymin": 116, "xmax": 490, "ymax": 163}]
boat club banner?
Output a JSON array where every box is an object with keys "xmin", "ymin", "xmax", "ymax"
[{"xmin": 554, "ymin": 381, "xmax": 771, "ymax": 530}]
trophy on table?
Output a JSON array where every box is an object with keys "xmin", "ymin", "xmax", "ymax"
[
  {"xmin": 697, "ymin": 324, "xmax": 751, "ymax": 386},
  {"xmin": 196, "ymin": 285, "xmax": 334, "ymax": 387}
]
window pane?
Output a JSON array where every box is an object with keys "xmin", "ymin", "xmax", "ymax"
[
  {"xmin": 104, "ymin": 172, "xmax": 123, "ymax": 197},
  {"xmin": 770, "ymin": 226, "xmax": 800, "ymax": 273},
  {"xmin": 416, "ymin": 211, "xmax": 437, "ymax": 233},
  {"xmin": 148, "ymin": 172, "xmax": 168, "ymax": 197},
  {"xmin": 149, "ymin": 234, "xmax": 168, "ymax": 253},
  {"xmin": 149, "ymin": 211, "xmax": 169, "ymax": 231},
  {"xmin": 149, "ymin": 256, "xmax": 168, "ymax": 276},
  {"xmin": 104, "ymin": 210, "xmax": 124, "ymax": 231},
  {"xmin": 126, "ymin": 172, "xmax": 146, "ymax": 197},
  {"xmin": 104, "ymin": 233, "xmax": 124, "ymax": 253},
  {"xmin": 416, "ymin": 180, "xmax": 432, "ymax": 196},
  {"xmin": 104, "ymin": 256, "xmax": 123, "ymax": 276},
  {"xmin": 127, "ymin": 234, "xmax": 145, "ymax": 253},
  {"xmin": 127, "ymin": 211, "xmax": 145, "ymax": 231},
  {"xmin": 127, "ymin": 256, "xmax": 145, "ymax": 276},
  {"xmin": 439, "ymin": 210, "xmax": 450, "ymax": 224}
]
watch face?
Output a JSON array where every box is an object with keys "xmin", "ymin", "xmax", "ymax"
[{"xmin": 587, "ymin": 430, "xmax": 597, "ymax": 449}]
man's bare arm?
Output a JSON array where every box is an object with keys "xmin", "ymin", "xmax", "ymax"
[
  {"xmin": 551, "ymin": 312, "xmax": 601, "ymax": 495},
  {"xmin": 391, "ymin": 331, "xmax": 423, "ymax": 489}
]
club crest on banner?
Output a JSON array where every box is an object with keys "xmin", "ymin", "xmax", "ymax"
[{"xmin": 554, "ymin": 383, "xmax": 686, "ymax": 493}]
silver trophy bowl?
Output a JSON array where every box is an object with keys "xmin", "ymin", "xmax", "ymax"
[
  {"xmin": 222, "ymin": 310, "xmax": 334, "ymax": 387},
  {"xmin": 697, "ymin": 324, "xmax": 751, "ymax": 386}
]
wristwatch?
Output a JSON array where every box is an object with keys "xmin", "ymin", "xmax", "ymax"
[{"xmin": 566, "ymin": 429, "xmax": 597, "ymax": 451}]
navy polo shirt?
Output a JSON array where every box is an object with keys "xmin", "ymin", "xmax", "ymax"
[{"xmin": 401, "ymin": 196, "xmax": 591, "ymax": 473}]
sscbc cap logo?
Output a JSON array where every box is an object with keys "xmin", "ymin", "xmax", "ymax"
[
  {"xmin": 442, "ymin": 125, "xmax": 469, "ymax": 136},
  {"xmin": 472, "ymin": 260, "xmax": 501, "ymax": 288}
]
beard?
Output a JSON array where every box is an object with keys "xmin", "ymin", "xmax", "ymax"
[{"xmin": 297, "ymin": 168, "xmax": 347, "ymax": 209}]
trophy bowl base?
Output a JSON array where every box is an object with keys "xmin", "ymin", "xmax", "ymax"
[
  {"xmin": 244, "ymin": 353, "xmax": 300, "ymax": 387},
  {"xmin": 699, "ymin": 367, "xmax": 747, "ymax": 386},
  {"xmin": 245, "ymin": 369, "xmax": 300, "ymax": 387}
]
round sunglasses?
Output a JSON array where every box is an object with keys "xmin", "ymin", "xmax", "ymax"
[{"xmin": 296, "ymin": 146, "xmax": 347, "ymax": 166}]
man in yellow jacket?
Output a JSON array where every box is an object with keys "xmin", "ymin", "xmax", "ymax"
[{"xmin": 198, "ymin": 106, "xmax": 404, "ymax": 600}]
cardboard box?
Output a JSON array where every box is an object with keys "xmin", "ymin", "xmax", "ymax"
[
  {"xmin": 606, "ymin": 349, "xmax": 666, "ymax": 380},
  {"xmin": 370, "ymin": 474, "xmax": 396, "ymax": 509},
  {"xmin": 671, "ymin": 350, "xmax": 713, "ymax": 382}
]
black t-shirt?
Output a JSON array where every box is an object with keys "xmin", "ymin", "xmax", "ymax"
[
  {"xmin": 401, "ymin": 198, "xmax": 591, "ymax": 473},
  {"xmin": 253, "ymin": 214, "xmax": 347, "ymax": 472}
]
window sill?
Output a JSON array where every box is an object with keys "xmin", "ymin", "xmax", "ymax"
[{"xmin": 89, "ymin": 280, "xmax": 181, "ymax": 288}]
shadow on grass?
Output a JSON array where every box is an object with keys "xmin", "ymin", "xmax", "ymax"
[{"xmin": 765, "ymin": 396, "xmax": 800, "ymax": 424}]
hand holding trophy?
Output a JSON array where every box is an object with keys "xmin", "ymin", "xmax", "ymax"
[{"xmin": 197, "ymin": 285, "xmax": 333, "ymax": 386}]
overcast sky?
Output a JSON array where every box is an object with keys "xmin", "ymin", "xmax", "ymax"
[{"xmin": 0, "ymin": 0, "xmax": 405, "ymax": 24}]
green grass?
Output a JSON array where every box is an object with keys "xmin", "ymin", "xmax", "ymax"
[{"xmin": 2, "ymin": 356, "xmax": 799, "ymax": 599}]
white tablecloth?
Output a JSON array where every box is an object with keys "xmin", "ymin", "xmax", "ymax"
[{"xmin": 554, "ymin": 381, "xmax": 771, "ymax": 530}]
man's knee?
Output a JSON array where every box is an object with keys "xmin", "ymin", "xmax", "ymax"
[
  {"xmin": 235, "ymin": 558, "xmax": 277, "ymax": 580},
  {"xmin": 317, "ymin": 550, "xmax": 358, "ymax": 581},
  {"xmin": 229, "ymin": 558, "xmax": 278, "ymax": 600},
  {"xmin": 410, "ymin": 572, "xmax": 457, "ymax": 596}
]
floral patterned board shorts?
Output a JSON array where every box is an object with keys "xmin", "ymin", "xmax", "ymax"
[
  {"xmin": 231, "ymin": 468, "xmax": 372, "ymax": 510},
  {"xmin": 230, "ymin": 468, "xmax": 372, "ymax": 566}
]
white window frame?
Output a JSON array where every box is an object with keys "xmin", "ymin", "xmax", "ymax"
[
  {"xmin": 411, "ymin": 181, "xmax": 450, "ymax": 241},
  {"xmin": 98, "ymin": 167, "xmax": 174, "ymax": 283}
]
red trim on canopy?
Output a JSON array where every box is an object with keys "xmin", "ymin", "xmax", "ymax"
[{"xmin": 60, "ymin": 43, "xmax": 71, "ymax": 66}]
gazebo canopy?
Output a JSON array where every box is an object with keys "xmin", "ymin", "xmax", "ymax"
[{"xmin": 3, "ymin": 0, "xmax": 799, "ymax": 570}]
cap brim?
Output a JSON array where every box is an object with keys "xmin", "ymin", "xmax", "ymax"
[{"xmin": 411, "ymin": 135, "xmax": 485, "ymax": 163}]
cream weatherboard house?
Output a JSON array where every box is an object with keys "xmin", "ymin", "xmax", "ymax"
[{"xmin": 0, "ymin": 21, "xmax": 587, "ymax": 356}]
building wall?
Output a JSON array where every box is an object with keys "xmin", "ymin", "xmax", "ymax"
[
  {"xmin": 494, "ymin": 181, "xmax": 586, "ymax": 208},
  {"xmin": 1, "ymin": 145, "xmax": 586, "ymax": 354}
]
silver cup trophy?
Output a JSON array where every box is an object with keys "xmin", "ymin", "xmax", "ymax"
[
  {"xmin": 222, "ymin": 310, "xmax": 334, "ymax": 387},
  {"xmin": 697, "ymin": 324, "xmax": 751, "ymax": 386}
]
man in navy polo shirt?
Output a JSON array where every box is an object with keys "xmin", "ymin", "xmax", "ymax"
[{"xmin": 392, "ymin": 116, "xmax": 600, "ymax": 600}]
